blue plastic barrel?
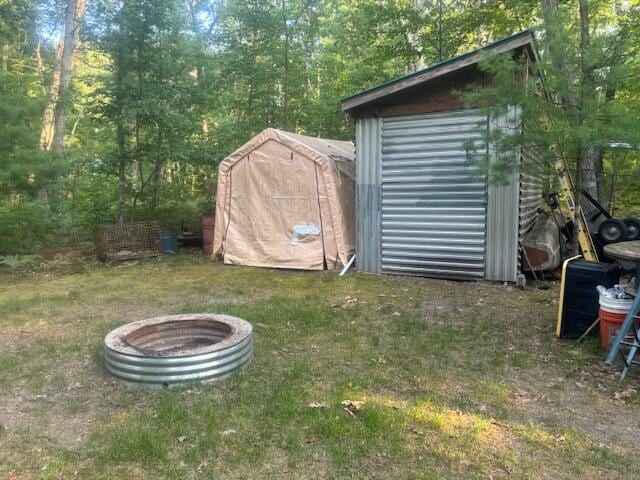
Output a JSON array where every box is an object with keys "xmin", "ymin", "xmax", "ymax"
[{"xmin": 160, "ymin": 230, "xmax": 177, "ymax": 254}]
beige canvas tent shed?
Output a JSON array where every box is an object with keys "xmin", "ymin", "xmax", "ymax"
[{"xmin": 213, "ymin": 128, "xmax": 355, "ymax": 270}]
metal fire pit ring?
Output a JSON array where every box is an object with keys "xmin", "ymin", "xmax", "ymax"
[{"xmin": 104, "ymin": 314, "xmax": 253, "ymax": 388}]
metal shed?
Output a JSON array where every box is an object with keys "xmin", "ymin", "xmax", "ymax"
[{"xmin": 342, "ymin": 31, "xmax": 544, "ymax": 282}]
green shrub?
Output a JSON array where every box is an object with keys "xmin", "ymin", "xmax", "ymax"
[
  {"xmin": 0, "ymin": 254, "xmax": 39, "ymax": 269},
  {"xmin": 0, "ymin": 201, "xmax": 54, "ymax": 254}
]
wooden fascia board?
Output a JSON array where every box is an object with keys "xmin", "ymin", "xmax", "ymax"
[{"xmin": 341, "ymin": 35, "xmax": 534, "ymax": 113}]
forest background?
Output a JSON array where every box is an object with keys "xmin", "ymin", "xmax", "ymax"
[{"xmin": 1, "ymin": 0, "xmax": 639, "ymax": 255}]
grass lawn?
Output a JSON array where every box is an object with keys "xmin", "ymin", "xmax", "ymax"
[{"xmin": 1, "ymin": 254, "xmax": 639, "ymax": 479}]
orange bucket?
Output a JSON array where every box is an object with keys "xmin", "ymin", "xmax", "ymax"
[{"xmin": 599, "ymin": 306, "xmax": 640, "ymax": 349}]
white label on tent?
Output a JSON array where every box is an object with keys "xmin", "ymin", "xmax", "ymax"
[{"xmin": 291, "ymin": 224, "xmax": 321, "ymax": 245}]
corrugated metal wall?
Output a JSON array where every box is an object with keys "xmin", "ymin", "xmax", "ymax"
[
  {"xmin": 355, "ymin": 117, "xmax": 382, "ymax": 273},
  {"xmin": 519, "ymin": 147, "xmax": 544, "ymax": 269},
  {"xmin": 379, "ymin": 110, "xmax": 488, "ymax": 279},
  {"xmin": 354, "ymin": 108, "xmax": 536, "ymax": 282},
  {"xmin": 485, "ymin": 109, "xmax": 521, "ymax": 282}
]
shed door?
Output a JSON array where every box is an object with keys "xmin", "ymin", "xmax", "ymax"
[{"xmin": 380, "ymin": 110, "xmax": 488, "ymax": 279}]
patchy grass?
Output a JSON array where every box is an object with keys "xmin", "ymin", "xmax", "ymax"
[{"xmin": 1, "ymin": 254, "xmax": 639, "ymax": 479}]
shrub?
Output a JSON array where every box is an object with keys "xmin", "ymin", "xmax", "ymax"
[{"xmin": 0, "ymin": 200, "xmax": 54, "ymax": 254}]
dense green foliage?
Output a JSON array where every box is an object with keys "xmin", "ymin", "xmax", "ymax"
[
  {"xmin": 0, "ymin": 0, "xmax": 639, "ymax": 254},
  {"xmin": 463, "ymin": 1, "xmax": 640, "ymax": 220}
]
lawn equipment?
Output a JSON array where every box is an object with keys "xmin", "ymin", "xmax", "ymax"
[{"xmin": 553, "ymin": 156, "xmax": 638, "ymax": 339}]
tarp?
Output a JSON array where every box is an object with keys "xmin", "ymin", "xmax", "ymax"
[{"xmin": 213, "ymin": 128, "xmax": 355, "ymax": 270}]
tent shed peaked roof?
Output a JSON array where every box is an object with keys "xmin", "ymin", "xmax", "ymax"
[
  {"xmin": 219, "ymin": 128, "xmax": 354, "ymax": 176},
  {"xmin": 283, "ymin": 130, "xmax": 355, "ymax": 162}
]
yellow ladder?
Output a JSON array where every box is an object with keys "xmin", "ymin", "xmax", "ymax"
[{"xmin": 554, "ymin": 157, "xmax": 599, "ymax": 262}]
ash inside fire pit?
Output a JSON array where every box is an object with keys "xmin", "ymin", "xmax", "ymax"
[{"xmin": 104, "ymin": 314, "xmax": 253, "ymax": 387}]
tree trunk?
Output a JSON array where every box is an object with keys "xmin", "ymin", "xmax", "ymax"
[
  {"xmin": 580, "ymin": 146, "xmax": 599, "ymax": 207},
  {"xmin": 115, "ymin": 34, "xmax": 127, "ymax": 224},
  {"xmin": 282, "ymin": 0, "xmax": 289, "ymax": 130},
  {"xmin": 437, "ymin": 0, "xmax": 444, "ymax": 61},
  {"xmin": 592, "ymin": 146, "xmax": 605, "ymax": 204},
  {"xmin": 187, "ymin": 0, "xmax": 210, "ymax": 139},
  {"xmin": 116, "ymin": 121, "xmax": 127, "ymax": 224},
  {"xmin": 608, "ymin": 157, "xmax": 618, "ymax": 215},
  {"xmin": 540, "ymin": 0, "xmax": 574, "ymax": 111},
  {"xmin": 608, "ymin": 162, "xmax": 616, "ymax": 215},
  {"xmin": 150, "ymin": 128, "xmax": 164, "ymax": 211},
  {"xmin": 475, "ymin": 0, "xmax": 489, "ymax": 45},
  {"xmin": 2, "ymin": 42, "xmax": 7, "ymax": 74},
  {"xmin": 51, "ymin": 0, "xmax": 86, "ymax": 154},
  {"xmin": 586, "ymin": 84, "xmax": 617, "ymax": 205},
  {"xmin": 577, "ymin": 0, "xmax": 599, "ymax": 215},
  {"xmin": 542, "ymin": 0, "xmax": 596, "ymax": 250},
  {"xmin": 572, "ymin": 154, "xmax": 584, "ymax": 256},
  {"xmin": 130, "ymin": 112, "xmax": 142, "ymax": 223},
  {"xmin": 40, "ymin": 39, "xmax": 63, "ymax": 151}
]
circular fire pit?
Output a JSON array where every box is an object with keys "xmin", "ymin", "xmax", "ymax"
[{"xmin": 104, "ymin": 314, "xmax": 253, "ymax": 387}]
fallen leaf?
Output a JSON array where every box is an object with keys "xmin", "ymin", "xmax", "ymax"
[
  {"xmin": 196, "ymin": 460, "xmax": 208, "ymax": 473},
  {"xmin": 177, "ymin": 435, "xmax": 187, "ymax": 443},
  {"xmin": 511, "ymin": 390, "xmax": 530, "ymax": 403},
  {"xmin": 341, "ymin": 399, "xmax": 365, "ymax": 412},
  {"xmin": 221, "ymin": 429, "xmax": 236, "ymax": 436},
  {"xmin": 612, "ymin": 388, "xmax": 637, "ymax": 401}
]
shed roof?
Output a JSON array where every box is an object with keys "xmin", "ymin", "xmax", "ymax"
[
  {"xmin": 341, "ymin": 30, "xmax": 539, "ymax": 113},
  {"xmin": 220, "ymin": 128, "xmax": 355, "ymax": 176},
  {"xmin": 283, "ymin": 130, "xmax": 355, "ymax": 163}
]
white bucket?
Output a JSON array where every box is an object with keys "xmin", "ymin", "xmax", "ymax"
[{"xmin": 599, "ymin": 295, "xmax": 635, "ymax": 314}]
